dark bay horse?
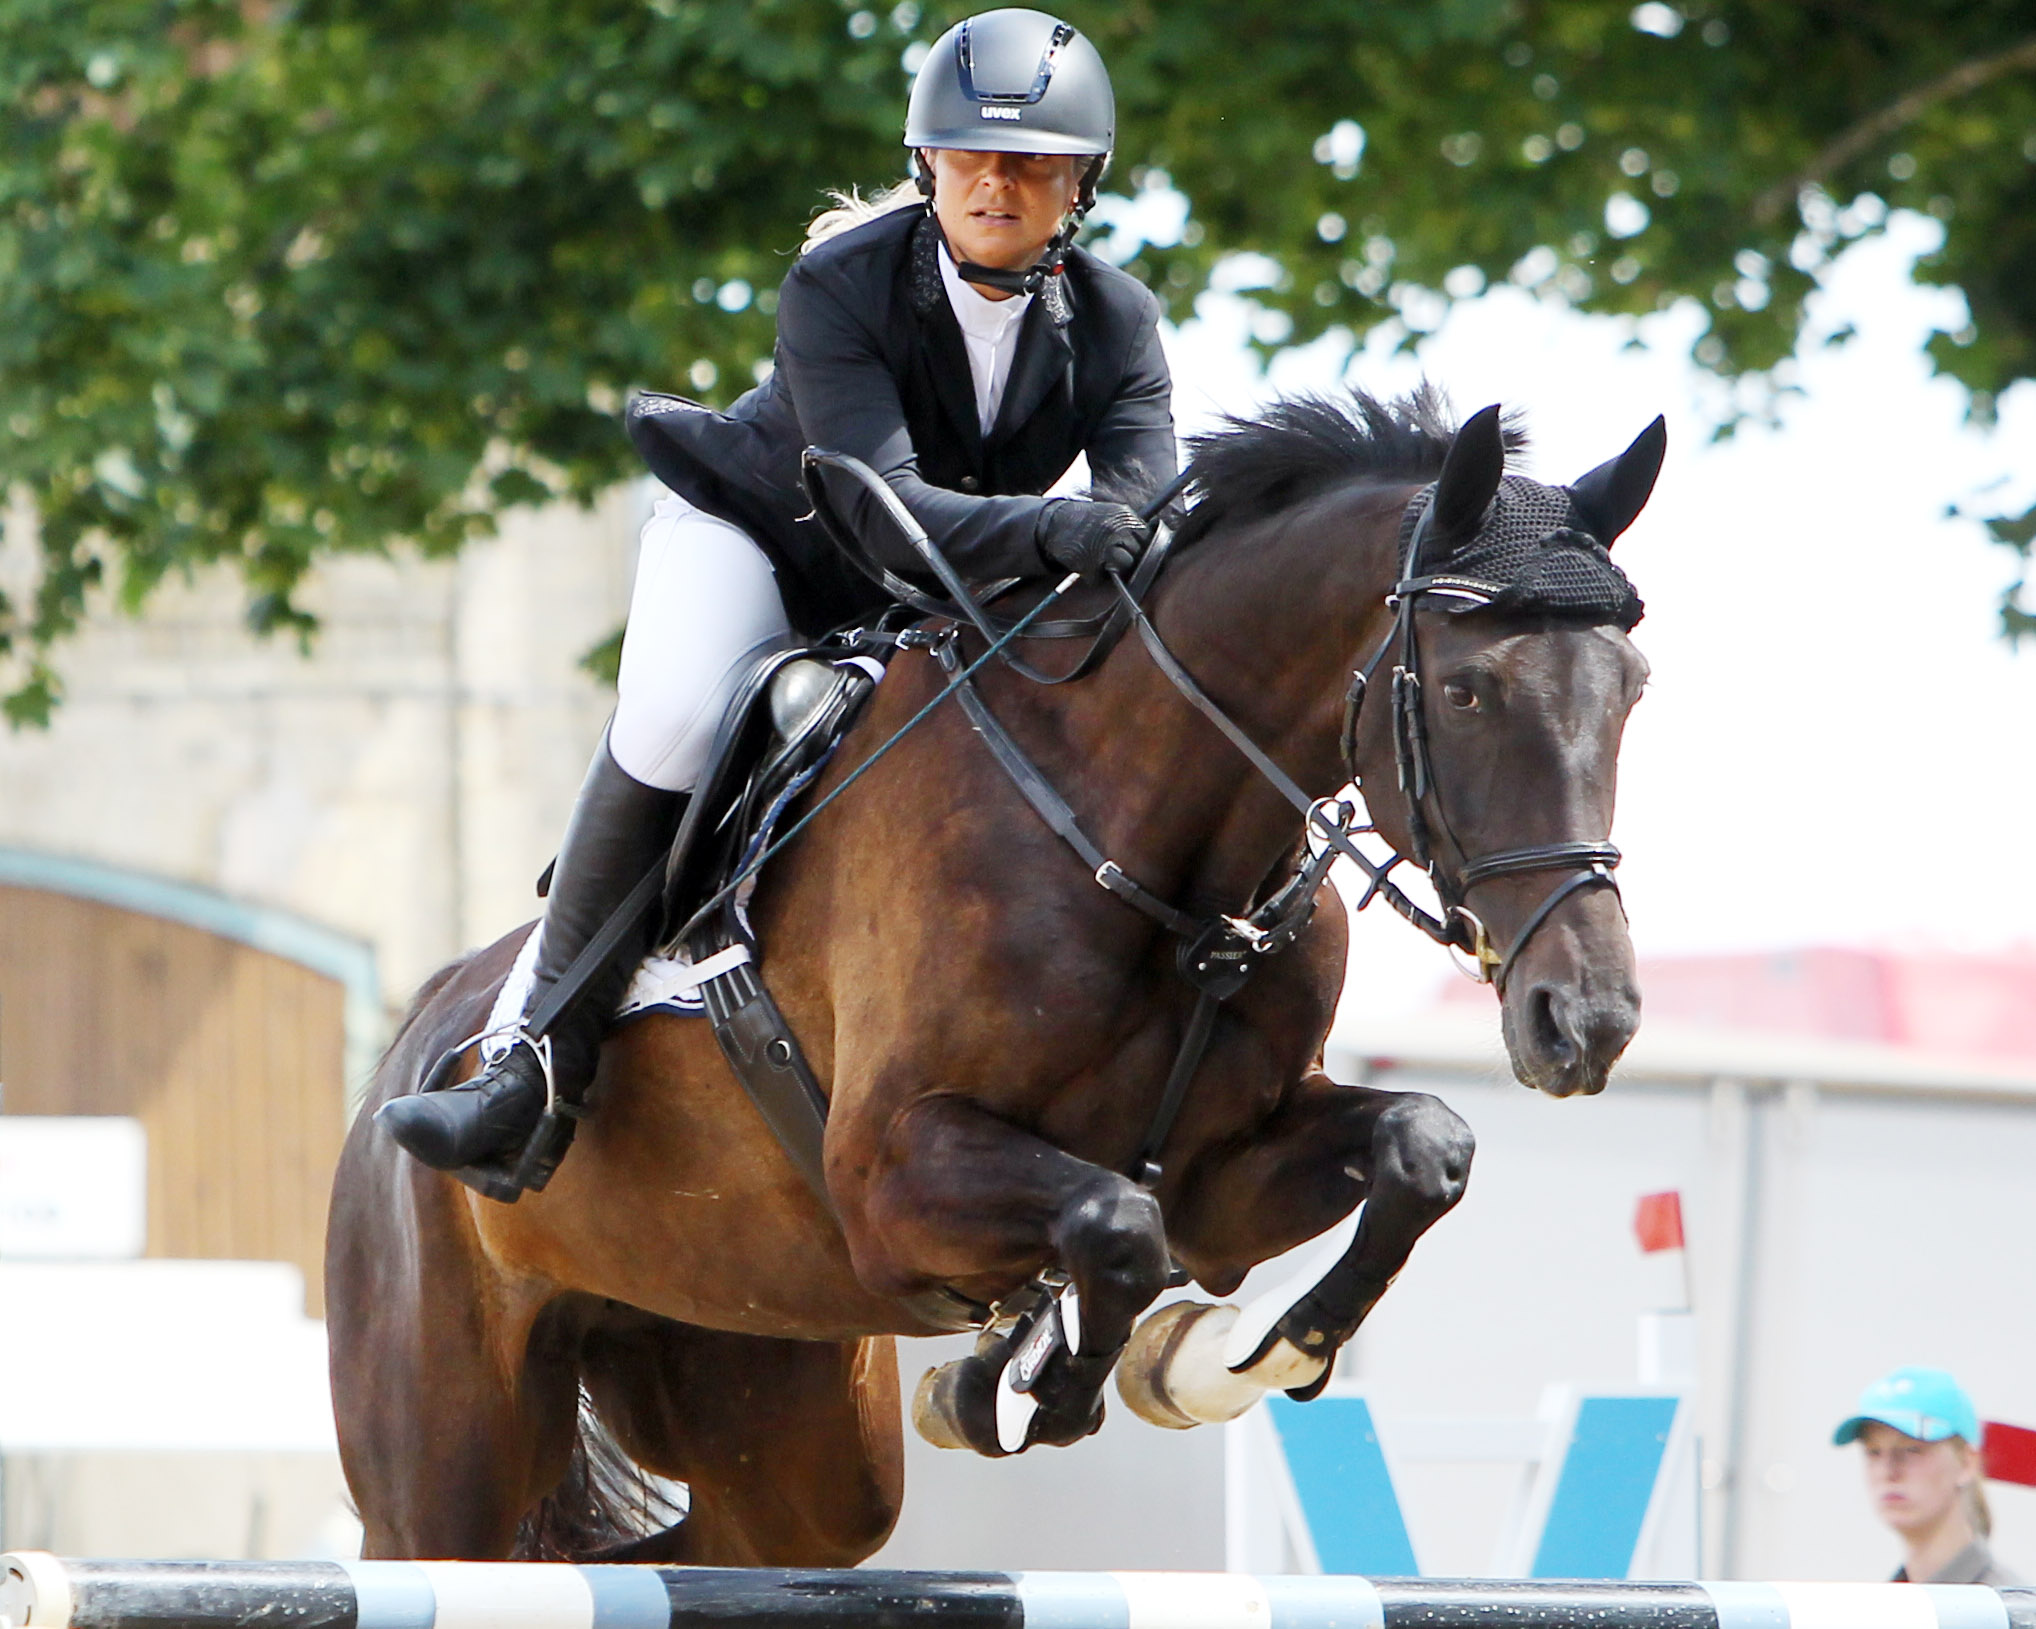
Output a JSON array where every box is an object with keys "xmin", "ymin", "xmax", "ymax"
[{"xmin": 326, "ymin": 389, "xmax": 1661, "ymax": 1562}]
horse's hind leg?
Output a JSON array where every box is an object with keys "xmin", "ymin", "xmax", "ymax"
[
  {"xmin": 573, "ymin": 1314, "xmax": 904, "ymax": 1566},
  {"xmin": 327, "ymin": 1119, "xmax": 583, "ymax": 1557}
]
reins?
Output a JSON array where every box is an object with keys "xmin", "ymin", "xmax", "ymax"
[{"xmin": 802, "ymin": 448, "xmax": 1193, "ymax": 684}]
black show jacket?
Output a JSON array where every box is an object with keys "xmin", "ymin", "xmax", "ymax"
[{"xmin": 625, "ymin": 205, "xmax": 1176, "ymax": 637}]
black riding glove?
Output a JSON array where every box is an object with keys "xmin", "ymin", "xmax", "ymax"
[{"xmin": 1036, "ymin": 499, "xmax": 1151, "ymax": 582}]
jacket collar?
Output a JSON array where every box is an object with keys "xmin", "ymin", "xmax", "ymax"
[
  {"xmin": 908, "ymin": 212, "xmax": 1076, "ymax": 327},
  {"xmin": 909, "ymin": 216, "xmax": 985, "ymax": 461}
]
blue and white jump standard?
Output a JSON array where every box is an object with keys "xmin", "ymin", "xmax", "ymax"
[{"xmin": 5, "ymin": 1556, "xmax": 2034, "ymax": 1629}]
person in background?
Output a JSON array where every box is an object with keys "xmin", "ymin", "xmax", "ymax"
[{"xmin": 1835, "ymin": 1365, "xmax": 2023, "ymax": 1585}]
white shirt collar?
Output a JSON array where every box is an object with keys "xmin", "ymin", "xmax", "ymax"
[{"xmin": 937, "ymin": 241, "xmax": 1032, "ymax": 340}]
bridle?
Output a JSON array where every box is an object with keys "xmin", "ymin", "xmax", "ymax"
[{"xmin": 1344, "ymin": 488, "xmax": 1624, "ymax": 993}]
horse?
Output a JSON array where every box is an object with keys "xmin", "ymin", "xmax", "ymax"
[{"xmin": 325, "ymin": 387, "xmax": 1661, "ymax": 1563}]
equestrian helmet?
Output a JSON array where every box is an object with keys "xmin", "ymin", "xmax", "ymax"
[{"xmin": 903, "ymin": 8, "xmax": 1114, "ymax": 159}]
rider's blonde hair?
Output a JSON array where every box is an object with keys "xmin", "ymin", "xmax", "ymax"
[{"xmin": 802, "ymin": 179, "xmax": 924, "ymax": 253}]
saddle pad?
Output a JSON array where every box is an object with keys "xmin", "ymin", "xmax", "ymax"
[
  {"xmin": 483, "ymin": 927, "xmax": 749, "ymax": 1046},
  {"xmin": 616, "ymin": 943, "xmax": 754, "ymax": 1020}
]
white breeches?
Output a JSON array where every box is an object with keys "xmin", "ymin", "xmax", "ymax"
[{"xmin": 609, "ymin": 492, "xmax": 792, "ymax": 792}]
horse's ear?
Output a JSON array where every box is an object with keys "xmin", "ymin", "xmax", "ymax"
[
  {"xmin": 1569, "ymin": 415, "xmax": 1667, "ymax": 546},
  {"xmin": 1431, "ymin": 403, "xmax": 1506, "ymax": 541}
]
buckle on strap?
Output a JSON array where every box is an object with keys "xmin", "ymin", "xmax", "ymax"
[{"xmin": 1444, "ymin": 907, "xmax": 1504, "ymax": 986}]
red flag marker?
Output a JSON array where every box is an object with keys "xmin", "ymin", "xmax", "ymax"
[
  {"xmin": 1983, "ymin": 1421, "xmax": 2036, "ymax": 1487},
  {"xmin": 1634, "ymin": 1190, "xmax": 1685, "ymax": 1254}
]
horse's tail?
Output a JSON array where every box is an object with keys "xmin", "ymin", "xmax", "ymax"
[{"xmin": 513, "ymin": 1387, "xmax": 691, "ymax": 1562}]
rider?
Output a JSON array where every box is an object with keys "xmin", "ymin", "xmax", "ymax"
[{"xmin": 377, "ymin": 8, "xmax": 1177, "ymax": 1184}]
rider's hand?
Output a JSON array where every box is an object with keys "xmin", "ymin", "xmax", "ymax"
[{"xmin": 1037, "ymin": 499, "xmax": 1151, "ymax": 582}]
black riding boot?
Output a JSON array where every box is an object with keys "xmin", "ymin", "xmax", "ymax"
[{"xmin": 376, "ymin": 732, "xmax": 684, "ymax": 1187}]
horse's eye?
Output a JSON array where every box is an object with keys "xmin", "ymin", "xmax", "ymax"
[{"xmin": 1442, "ymin": 680, "xmax": 1478, "ymax": 710}]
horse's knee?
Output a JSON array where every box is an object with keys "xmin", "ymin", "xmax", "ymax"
[
  {"xmin": 1374, "ymin": 1093, "xmax": 1475, "ymax": 1212},
  {"xmin": 1051, "ymin": 1179, "xmax": 1169, "ymax": 1326}
]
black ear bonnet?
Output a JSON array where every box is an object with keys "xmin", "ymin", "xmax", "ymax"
[{"xmin": 1398, "ymin": 474, "xmax": 1645, "ymax": 631}]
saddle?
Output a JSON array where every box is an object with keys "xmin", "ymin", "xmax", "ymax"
[
  {"xmin": 450, "ymin": 636, "xmax": 887, "ymax": 1206},
  {"xmin": 626, "ymin": 637, "xmax": 887, "ymax": 1205}
]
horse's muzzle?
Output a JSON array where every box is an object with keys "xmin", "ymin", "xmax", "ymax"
[{"xmin": 1502, "ymin": 974, "xmax": 1640, "ymax": 1098}]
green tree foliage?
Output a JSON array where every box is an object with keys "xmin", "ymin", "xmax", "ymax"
[{"xmin": 3, "ymin": 0, "xmax": 2033, "ymax": 719}]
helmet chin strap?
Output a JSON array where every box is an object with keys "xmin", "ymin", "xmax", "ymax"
[{"xmin": 949, "ymin": 214, "xmax": 1083, "ymax": 297}]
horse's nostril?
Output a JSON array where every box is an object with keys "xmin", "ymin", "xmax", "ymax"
[{"xmin": 1528, "ymin": 985, "xmax": 1573, "ymax": 1064}]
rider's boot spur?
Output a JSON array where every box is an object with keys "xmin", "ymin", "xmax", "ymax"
[{"xmin": 375, "ymin": 730, "xmax": 684, "ymax": 1195}]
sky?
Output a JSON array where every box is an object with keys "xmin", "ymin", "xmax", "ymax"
[{"xmin": 1143, "ymin": 210, "xmax": 2036, "ymax": 1019}]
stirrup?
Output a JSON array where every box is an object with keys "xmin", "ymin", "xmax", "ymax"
[{"xmin": 423, "ymin": 1024, "xmax": 587, "ymax": 1206}]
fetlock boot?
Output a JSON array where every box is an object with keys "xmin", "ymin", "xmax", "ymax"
[{"xmin": 377, "ymin": 732, "xmax": 684, "ymax": 1188}]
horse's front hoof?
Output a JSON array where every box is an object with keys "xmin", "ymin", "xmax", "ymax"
[{"xmin": 1117, "ymin": 1301, "xmax": 1327, "ymax": 1429}]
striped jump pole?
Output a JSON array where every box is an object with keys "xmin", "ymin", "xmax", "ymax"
[{"xmin": 6, "ymin": 1556, "xmax": 2035, "ymax": 1629}]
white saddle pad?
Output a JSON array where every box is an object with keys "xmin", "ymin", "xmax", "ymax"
[{"xmin": 480, "ymin": 929, "xmax": 748, "ymax": 1060}]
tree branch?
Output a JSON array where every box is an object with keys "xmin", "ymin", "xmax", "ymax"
[{"xmin": 1753, "ymin": 33, "xmax": 2036, "ymax": 222}]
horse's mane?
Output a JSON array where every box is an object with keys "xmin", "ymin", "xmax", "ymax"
[{"xmin": 1173, "ymin": 385, "xmax": 1527, "ymax": 549}]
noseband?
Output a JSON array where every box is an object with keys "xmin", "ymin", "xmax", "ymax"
[{"xmin": 1342, "ymin": 492, "xmax": 1623, "ymax": 993}]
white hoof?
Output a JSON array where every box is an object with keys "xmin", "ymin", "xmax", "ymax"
[{"xmin": 1116, "ymin": 1301, "xmax": 1326, "ymax": 1429}]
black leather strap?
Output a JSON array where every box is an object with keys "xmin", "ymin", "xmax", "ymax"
[
  {"xmin": 700, "ymin": 956, "xmax": 832, "ymax": 1207},
  {"xmin": 1128, "ymin": 988, "xmax": 1221, "ymax": 1187},
  {"xmin": 523, "ymin": 862, "xmax": 667, "ymax": 1041},
  {"xmin": 1109, "ymin": 578, "xmax": 1458, "ymax": 947},
  {"xmin": 1493, "ymin": 864, "xmax": 1622, "ymax": 992},
  {"xmin": 937, "ymin": 638, "xmax": 1201, "ymax": 940},
  {"xmin": 1459, "ymin": 841, "xmax": 1622, "ymax": 891}
]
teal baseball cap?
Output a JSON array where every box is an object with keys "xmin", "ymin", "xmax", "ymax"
[{"xmin": 1833, "ymin": 1365, "xmax": 1980, "ymax": 1447}]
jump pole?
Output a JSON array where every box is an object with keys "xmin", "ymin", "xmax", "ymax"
[{"xmin": 6, "ymin": 1556, "xmax": 2035, "ymax": 1629}]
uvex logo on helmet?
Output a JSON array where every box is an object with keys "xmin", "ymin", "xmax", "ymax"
[{"xmin": 980, "ymin": 106, "xmax": 1022, "ymax": 120}]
